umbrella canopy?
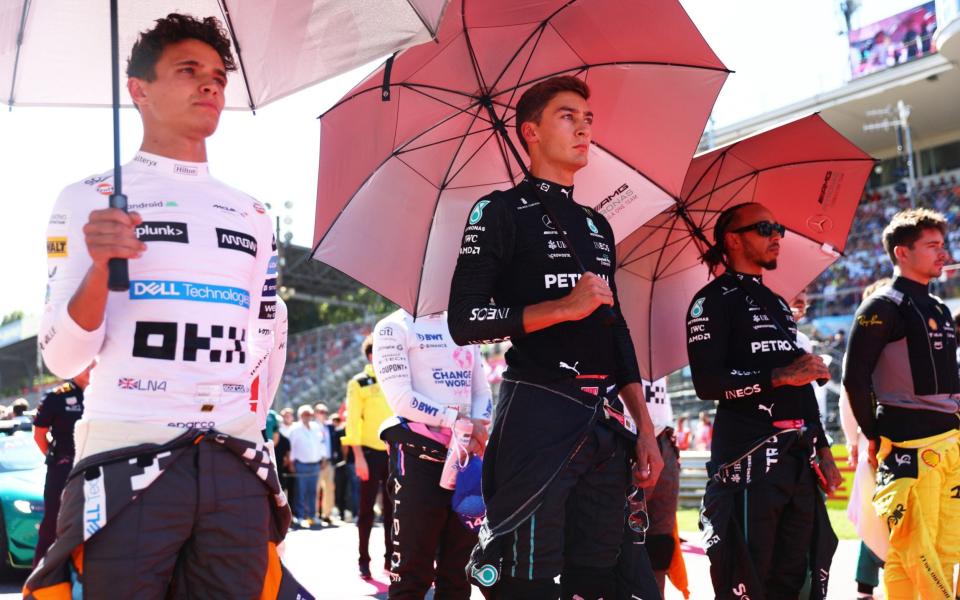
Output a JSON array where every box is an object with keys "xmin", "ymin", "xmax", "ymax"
[
  {"xmin": 312, "ymin": 0, "xmax": 728, "ymax": 315},
  {"xmin": 0, "ymin": 0, "xmax": 449, "ymax": 109},
  {"xmin": 615, "ymin": 114, "xmax": 875, "ymax": 381}
]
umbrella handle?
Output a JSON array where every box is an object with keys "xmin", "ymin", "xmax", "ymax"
[{"xmin": 107, "ymin": 192, "xmax": 130, "ymax": 291}]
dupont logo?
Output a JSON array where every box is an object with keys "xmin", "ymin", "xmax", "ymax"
[
  {"xmin": 216, "ymin": 228, "xmax": 257, "ymax": 256},
  {"xmin": 130, "ymin": 280, "xmax": 250, "ymax": 308},
  {"xmin": 136, "ymin": 221, "xmax": 189, "ymax": 243}
]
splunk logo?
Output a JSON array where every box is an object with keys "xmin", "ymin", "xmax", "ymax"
[{"xmin": 130, "ymin": 280, "xmax": 250, "ymax": 308}]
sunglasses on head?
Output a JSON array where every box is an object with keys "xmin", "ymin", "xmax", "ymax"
[{"xmin": 730, "ymin": 220, "xmax": 786, "ymax": 238}]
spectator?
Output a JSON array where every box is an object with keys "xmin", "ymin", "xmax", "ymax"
[
  {"xmin": 314, "ymin": 403, "xmax": 337, "ymax": 525},
  {"xmin": 675, "ymin": 416, "xmax": 692, "ymax": 451},
  {"xmin": 288, "ymin": 405, "xmax": 328, "ymax": 528},
  {"xmin": 693, "ymin": 411, "xmax": 713, "ymax": 451}
]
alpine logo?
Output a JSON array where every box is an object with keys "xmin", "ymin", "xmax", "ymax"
[
  {"xmin": 136, "ymin": 221, "xmax": 189, "ymax": 243},
  {"xmin": 216, "ymin": 228, "xmax": 257, "ymax": 256}
]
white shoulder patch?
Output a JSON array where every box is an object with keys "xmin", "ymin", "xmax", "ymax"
[{"xmin": 876, "ymin": 287, "xmax": 904, "ymax": 305}]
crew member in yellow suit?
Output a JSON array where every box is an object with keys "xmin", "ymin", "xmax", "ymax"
[{"xmin": 343, "ymin": 335, "xmax": 394, "ymax": 580}]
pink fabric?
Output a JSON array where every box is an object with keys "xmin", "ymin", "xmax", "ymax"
[
  {"xmin": 617, "ymin": 114, "xmax": 874, "ymax": 380},
  {"xmin": 314, "ymin": 0, "xmax": 727, "ymax": 316}
]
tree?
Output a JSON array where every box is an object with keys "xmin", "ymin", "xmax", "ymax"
[{"xmin": 1, "ymin": 310, "xmax": 23, "ymax": 326}]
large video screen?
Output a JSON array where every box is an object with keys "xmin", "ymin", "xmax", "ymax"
[{"xmin": 849, "ymin": 2, "xmax": 938, "ymax": 78}]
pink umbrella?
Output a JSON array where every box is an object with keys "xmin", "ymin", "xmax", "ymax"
[
  {"xmin": 615, "ymin": 114, "xmax": 875, "ymax": 380},
  {"xmin": 312, "ymin": 0, "xmax": 728, "ymax": 315}
]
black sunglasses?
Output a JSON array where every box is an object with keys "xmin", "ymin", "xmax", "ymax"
[{"xmin": 731, "ymin": 220, "xmax": 786, "ymax": 238}]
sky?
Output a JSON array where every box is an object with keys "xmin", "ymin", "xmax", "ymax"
[{"xmin": 0, "ymin": 0, "xmax": 898, "ymax": 322}]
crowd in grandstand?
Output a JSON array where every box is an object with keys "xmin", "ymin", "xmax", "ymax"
[{"xmin": 812, "ymin": 172, "xmax": 960, "ymax": 317}]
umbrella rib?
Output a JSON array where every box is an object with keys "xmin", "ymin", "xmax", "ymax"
[
  {"xmin": 619, "ymin": 222, "xmax": 691, "ymax": 265},
  {"xmin": 685, "ymin": 157, "xmax": 876, "ymax": 207},
  {"xmin": 405, "ymin": 0, "xmax": 441, "ymax": 38},
  {"xmin": 396, "ymin": 125, "xmax": 497, "ymax": 156},
  {"xmin": 491, "ymin": 60, "xmax": 732, "ymax": 99},
  {"xmin": 695, "ymin": 151, "xmax": 731, "ymax": 231},
  {"xmin": 6, "ymin": 0, "xmax": 31, "ymax": 108},
  {"xmin": 461, "ymin": 0, "xmax": 490, "ymax": 94},
  {"xmin": 494, "ymin": 23, "xmax": 549, "ymax": 126},
  {"xmin": 217, "ymin": 0, "xmax": 257, "ymax": 111},
  {"xmin": 445, "ymin": 127, "xmax": 501, "ymax": 186},
  {"xmin": 396, "ymin": 156, "xmax": 445, "ymax": 190},
  {"xmin": 411, "ymin": 103, "xmax": 486, "ymax": 316},
  {"xmin": 684, "ymin": 147, "xmax": 731, "ymax": 217},
  {"xmin": 545, "ymin": 19, "xmax": 588, "ymax": 68},
  {"xmin": 447, "ymin": 180, "xmax": 514, "ymax": 190}
]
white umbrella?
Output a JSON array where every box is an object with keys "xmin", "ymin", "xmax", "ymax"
[
  {"xmin": 0, "ymin": 0, "xmax": 449, "ymax": 288},
  {"xmin": 1, "ymin": 0, "xmax": 449, "ymax": 109}
]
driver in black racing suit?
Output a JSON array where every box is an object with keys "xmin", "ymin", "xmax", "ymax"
[
  {"xmin": 448, "ymin": 76, "xmax": 662, "ymax": 600},
  {"xmin": 686, "ymin": 202, "xmax": 842, "ymax": 599}
]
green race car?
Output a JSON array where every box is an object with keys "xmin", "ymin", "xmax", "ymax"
[{"xmin": 0, "ymin": 431, "xmax": 46, "ymax": 570}]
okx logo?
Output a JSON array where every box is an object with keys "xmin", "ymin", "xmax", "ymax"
[
  {"xmin": 130, "ymin": 280, "xmax": 250, "ymax": 308},
  {"xmin": 132, "ymin": 321, "xmax": 246, "ymax": 363}
]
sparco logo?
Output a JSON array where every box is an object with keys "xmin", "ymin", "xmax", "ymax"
[
  {"xmin": 136, "ymin": 221, "xmax": 189, "ymax": 243},
  {"xmin": 216, "ymin": 228, "xmax": 257, "ymax": 256}
]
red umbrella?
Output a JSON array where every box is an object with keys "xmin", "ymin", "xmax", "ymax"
[
  {"xmin": 311, "ymin": 0, "xmax": 728, "ymax": 315},
  {"xmin": 615, "ymin": 114, "xmax": 875, "ymax": 380}
]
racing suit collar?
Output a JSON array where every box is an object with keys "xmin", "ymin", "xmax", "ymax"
[
  {"xmin": 892, "ymin": 275, "xmax": 930, "ymax": 300},
  {"xmin": 522, "ymin": 176, "xmax": 574, "ymax": 202},
  {"xmin": 129, "ymin": 151, "xmax": 211, "ymax": 180},
  {"xmin": 724, "ymin": 269, "xmax": 763, "ymax": 285}
]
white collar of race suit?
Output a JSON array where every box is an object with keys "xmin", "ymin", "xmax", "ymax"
[{"xmin": 129, "ymin": 151, "xmax": 211, "ymax": 180}]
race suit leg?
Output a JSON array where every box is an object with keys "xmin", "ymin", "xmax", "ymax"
[
  {"xmin": 34, "ymin": 459, "xmax": 71, "ymax": 567},
  {"xmin": 358, "ymin": 448, "xmax": 391, "ymax": 569},
  {"xmin": 80, "ymin": 442, "xmax": 201, "ymax": 597},
  {"xmin": 388, "ymin": 442, "xmax": 448, "ymax": 598},
  {"xmin": 433, "ymin": 504, "xmax": 478, "ymax": 599},
  {"xmin": 387, "ymin": 441, "xmax": 478, "ymax": 599},
  {"xmin": 500, "ymin": 423, "xmax": 630, "ymax": 600},
  {"xmin": 645, "ymin": 429, "xmax": 680, "ymax": 578},
  {"xmin": 732, "ymin": 448, "xmax": 816, "ymax": 599},
  {"xmin": 166, "ymin": 440, "xmax": 271, "ymax": 596},
  {"xmin": 560, "ymin": 425, "xmax": 630, "ymax": 600},
  {"xmin": 877, "ymin": 432, "xmax": 960, "ymax": 599}
]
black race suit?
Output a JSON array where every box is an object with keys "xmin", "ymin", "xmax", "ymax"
[
  {"xmin": 32, "ymin": 380, "xmax": 84, "ymax": 566},
  {"xmin": 842, "ymin": 276, "xmax": 960, "ymax": 442},
  {"xmin": 448, "ymin": 178, "xmax": 642, "ymax": 599},
  {"xmin": 685, "ymin": 271, "xmax": 831, "ymax": 599}
]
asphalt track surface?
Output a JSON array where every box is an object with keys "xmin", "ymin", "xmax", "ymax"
[{"xmin": 0, "ymin": 524, "xmax": 871, "ymax": 599}]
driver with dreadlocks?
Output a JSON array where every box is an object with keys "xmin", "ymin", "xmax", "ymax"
[{"xmin": 686, "ymin": 202, "xmax": 842, "ymax": 599}]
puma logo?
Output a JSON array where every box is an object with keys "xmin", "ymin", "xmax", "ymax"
[
  {"xmin": 757, "ymin": 403, "xmax": 774, "ymax": 417},
  {"xmin": 559, "ymin": 361, "xmax": 580, "ymax": 376}
]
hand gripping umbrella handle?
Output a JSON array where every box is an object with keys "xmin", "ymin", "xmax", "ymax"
[{"xmin": 107, "ymin": 192, "xmax": 130, "ymax": 291}]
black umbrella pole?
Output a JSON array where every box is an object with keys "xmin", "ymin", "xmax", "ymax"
[{"xmin": 107, "ymin": 0, "xmax": 129, "ymax": 291}]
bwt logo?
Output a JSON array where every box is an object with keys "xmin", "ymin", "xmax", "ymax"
[
  {"xmin": 416, "ymin": 333, "xmax": 443, "ymax": 342},
  {"xmin": 411, "ymin": 399, "xmax": 439, "ymax": 416}
]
